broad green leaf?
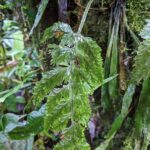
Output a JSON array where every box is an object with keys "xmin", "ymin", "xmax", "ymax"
[
  {"xmin": 0, "ymin": 106, "xmax": 45, "ymax": 140},
  {"xmin": 0, "ymin": 82, "xmax": 24, "ymax": 103},
  {"xmin": 2, "ymin": 20, "xmax": 13, "ymax": 31},
  {"xmin": 4, "ymin": 96, "xmax": 25, "ymax": 113},
  {"xmin": 3, "ymin": 30, "xmax": 24, "ymax": 51},
  {"xmin": 8, "ymin": 105, "xmax": 45, "ymax": 140},
  {"xmin": 2, "ymin": 113, "xmax": 26, "ymax": 132}
]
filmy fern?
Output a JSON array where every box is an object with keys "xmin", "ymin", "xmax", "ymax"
[
  {"xmin": 131, "ymin": 19, "xmax": 150, "ymax": 83},
  {"xmin": 33, "ymin": 22, "xmax": 103, "ymax": 149},
  {"xmin": 131, "ymin": 40, "xmax": 150, "ymax": 83}
]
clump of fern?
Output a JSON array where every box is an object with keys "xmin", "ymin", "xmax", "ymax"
[{"xmin": 33, "ymin": 21, "xmax": 103, "ymax": 149}]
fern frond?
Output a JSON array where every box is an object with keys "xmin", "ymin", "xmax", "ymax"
[
  {"xmin": 33, "ymin": 67, "xmax": 67, "ymax": 106},
  {"xmin": 54, "ymin": 123, "xmax": 90, "ymax": 150},
  {"xmin": 45, "ymin": 86, "xmax": 70, "ymax": 131},
  {"xmin": 76, "ymin": 37, "xmax": 103, "ymax": 89},
  {"xmin": 131, "ymin": 40, "xmax": 150, "ymax": 83},
  {"xmin": 42, "ymin": 22, "xmax": 73, "ymax": 43},
  {"xmin": 33, "ymin": 22, "xmax": 103, "ymax": 149},
  {"xmin": 131, "ymin": 20, "xmax": 150, "ymax": 83}
]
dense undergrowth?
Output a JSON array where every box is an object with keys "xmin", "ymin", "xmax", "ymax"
[{"xmin": 0, "ymin": 0, "xmax": 150, "ymax": 150}]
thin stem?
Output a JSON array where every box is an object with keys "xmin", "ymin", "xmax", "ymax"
[{"xmin": 77, "ymin": 0, "xmax": 94, "ymax": 34}]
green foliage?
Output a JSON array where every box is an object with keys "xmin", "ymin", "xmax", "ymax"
[
  {"xmin": 33, "ymin": 67, "xmax": 66, "ymax": 106},
  {"xmin": 1, "ymin": 0, "xmax": 150, "ymax": 149},
  {"xmin": 0, "ymin": 82, "xmax": 24, "ymax": 103},
  {"xmin": 0, "ymin": 18, "xmax": 40, "ymax": 105},
  {"xmin": 0, "ymin": 9, "xmax": 43, "ymax": 148},
  {"xmin": 0, "ymin": 105, "xmax": 45, "ymax": 140},
  {"xmin": 123, "ymin": 134, "xmax": 134, "ymax": 150},
  {"xmin": 140, "ymin": 19, "xmax": 150, "ymax": 40},
  {"xmin": 134, "ymin": 79, "xmax": 150, "ymax": 150},
  {"xmin": 42, "ymin": 22, "xmax": 73, "ymax": 43},
  {"xmin": 8, "ymin": 105, "xmax": 45, "ymax": 140},
  {"xmin": 123, "ymin": 19, "xmax": 150, "ymax": 150},
  {"xmin": 127, "ymin": 0, "xmax": 150, "ymax": 32},
  {"xmin": 108, "ymin": 21, "xmax": 119, "ymax": 100},
  {"xmin": 4, "ymin": 95, "xmax": 25, "ymax": 113},
  {"xmin": 33, "ymin": 22, "xmax": 103, "ymax": 149},
  {"xmin": 54, "ymin": 123, "xmax": 90, "ymax": 150},
  {"xmin": 101, "ymin": 2, "xmax": 122, "ymax": 110},
  {"xmin": 132, "ymin": 20, "xmax": 150, "ymax": 83},
  {"xmin": 0, "ymin": 19, "xmax": 24, "ymax": 65},
  {"xmin": 2, "ymin": 20, "xmax": 24, "ymax": 52},
  {"xmin": 96, "ymin": 84, "xmax": 135, "ymax": 150},
  {"xmin": 131, "ymin": 40, "xmax": 150, "ymax": 83},
  {"xmin": 29, "ymin": 0, "xmax": 49, "ymax": 35}
]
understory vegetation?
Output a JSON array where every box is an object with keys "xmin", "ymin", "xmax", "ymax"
[{"xmin": 0, "ymin": 0, "xmax": 150, "ymax": 149}]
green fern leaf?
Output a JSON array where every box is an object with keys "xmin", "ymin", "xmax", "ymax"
[
  {"xmin": 131, "ymin": 20, "xmax": 150, "ymax": 83},
  {"xmin": 33, "ymin": 22, "xmax": 103, "ymax": 149},
  {"xmin": 131, "ymin": 40, "xmax": 150, "ymax": 83},
  {"xmin": 54, "ymin": 123, "xmax": 90, "ymax": 150},
  {"xmin": 33, "ymin": 67, "xmax": 67, "ymax": 106},
  {"xmin": 45, "ymin": 86, "xmax": 70, "ymax": 131}
]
